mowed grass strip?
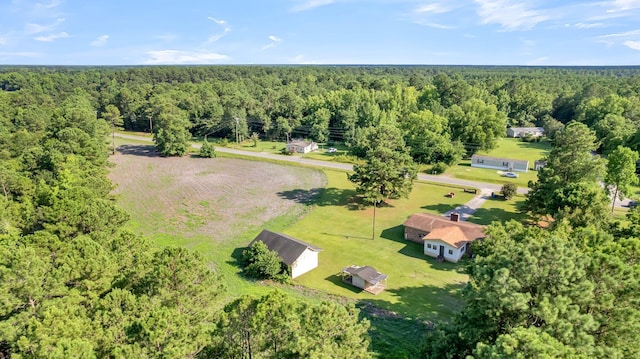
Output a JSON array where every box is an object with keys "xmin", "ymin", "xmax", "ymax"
[{"xmin": 285, "ymin": 171, "xmax": 473, "ymax": 321}]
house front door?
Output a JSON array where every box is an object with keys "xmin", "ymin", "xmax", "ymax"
[{"xmin": 439, "ymin": 245, "xmax": 445, "ymax": 257}]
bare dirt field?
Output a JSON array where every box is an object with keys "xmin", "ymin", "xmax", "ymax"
[{"xmin": 109, "ymin": 145, "xmax": 327, "ymax": 242}]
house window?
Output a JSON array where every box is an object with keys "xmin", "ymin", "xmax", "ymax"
[
  {"xmin": 461, "ymin": 246, "xmax": 465, "ymax": 252},
  {"xmin": 502, "ymin": 161, "xmax": 509, "ymax": 166},
  {"xmin": 448, "ymin": 249, "xmax": 453, "ymax": 255},
  {"xmin": 427, "ymin": 243, "xmax": 432, "ymax": 249},
  {"xmin": 477, "ymin": 159, "xmax": 484, "ymax": 164}
]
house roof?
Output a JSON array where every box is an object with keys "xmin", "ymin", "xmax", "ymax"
[
  {"xmin": 509, "ymin": 127, "xmax": 544, "ymax": 132},
  {"xmin": 287, "ymin": 140, "xmax": 315, "ymax": 147},
  {"xmin": 403, "ymin": 213, "xmax": 485, "ymax": 247},
  {"xmin": 249, "ymin": 229, "xmax": 322, "ymax": 266},
  {"xmin": 342, "ymin": 265, "xmax": 387, "ymax": 284},
  {"xmin": 471, "ymin": 154, "xmax": 529, "ymax": 165}
]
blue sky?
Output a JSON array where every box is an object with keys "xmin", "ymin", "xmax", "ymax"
[{"xmin": 1, "ymin": 0, "xmax": 640, "ymax": 65}]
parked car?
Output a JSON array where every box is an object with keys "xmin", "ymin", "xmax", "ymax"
[
  {"xmin": 502, "ymin": 172, "xmax": 519, "ymax": 178},
  {"xmin": 326, "ymin": 147, "xmax": 337, "ymax": 153},
  {"xmin": 629, "ymin": 200, "xmax": 637, "ymax": 208}
]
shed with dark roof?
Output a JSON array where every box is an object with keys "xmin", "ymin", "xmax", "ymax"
[
  {"xmin": 249, "ymin": 229, "xmax": 322, "ymax": 279},
  {"xmin": 341, "ymin": 265, "xmax": 387, "ymax": 294}
]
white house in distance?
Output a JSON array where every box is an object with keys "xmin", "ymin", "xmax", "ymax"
[
  {"xmin": 506, "ymin": 127, "xmax": 545, "ymax": 138},
  {"xmin": 471, "ymin": 154, "xmax": 529, "ymax": 172},
  {"xmin": 285, "ymin": 139, "xmax": 318, "ymax": 154},
  {"xmin": 249, "ymin": 229, "xmax": 322, "ymax": 279},
  {"xmin": 403, "ymin": 213, "xmax": 485, "ymax": 263}
]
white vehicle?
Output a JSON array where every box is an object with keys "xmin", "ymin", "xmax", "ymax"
[
  {"xmin": 327, "ymin": 147, "xmax": 337, "ymax": 153},
  {"xmin": 502, "ymin": 172, "xmax": 519, "ymax": 178}
]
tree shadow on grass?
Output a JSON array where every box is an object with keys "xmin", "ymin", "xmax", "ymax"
[
  {"xmin": 421, "ymin": 203, "xmax": 457, "ymax": 214},
  {"xmin": 116, "ymin": 144, "xmax": 160, "ymax": 157},
  {"xmin": 356, "ymin": 301, "xmax": 430, "ymax": 359},
  {"xmin": 362, "ymin": 282, "xmax": 466, "ymax": 326},
  {"xmin": 277, "ymin": 187, "xmax": 370, "ymax": 210},
  {"xmin": 324, "ymin": 273, "xmax": 363, "ymax": 294}
]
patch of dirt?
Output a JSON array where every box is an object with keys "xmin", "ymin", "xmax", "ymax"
[{"xmin": 108, "ymin": 146, "xmax": 327, "ymax": 241}]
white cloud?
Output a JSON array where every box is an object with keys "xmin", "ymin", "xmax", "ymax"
[
  {"xmin": 34, "ymin": 31, "xmax": 69, "ymax": 42},
  {"xmin": 474, "ymin": 0, "xmax": 550, "ymax": 31},
  {"xmin": 0, "ymin": 36, "xmax": 6, "ymax": 46},
  {"xmin": 262, "ymin": 35, "xmax": 283, "ymax": 50},
  {"xmin": 624, "ymin": 40, "xmax": 640, "ymax": 50},
  {"xmin": 90, "ymin": 34, "xmax": 109, "ymax": 47},
  {"xmin": 599, "ymin": 29, "xmax": 640, "ymax": 38},
  {"xmin": 526, "ymin": 56, "xmax": 550, "ymax": 65},
  {"xmin": 207, "ymin": 17, "xmax": 226, "ymax": 25},
  {"xmin": 0, "ymin": 51, "xmax": 41, "ymax": 58},
  {"xmin": 144, "ymin": 50, "xmax": 229, "ymax": 64},
  {"xmin": 415, "ymin": 2, "xmax": 454, "ymax": 14},
  {"xmin": 153, "ymin": 34, "xmax": 178, "ymax": 42},
  {"xmin": 413, "ymin": 20, "xmax": 455, "ymax": 29},
  {"xmin": 607, "ymin": 0, "xmax": 640, "ymax": 12},
  {"xmin": 25, "ymin": 17, "xmax": 64, "ymax": 34},
  {"xmin": 35, "ymin": 0, "xmax": 61, "ymax": 9},
  {"xmin": 573, "ymin": 22, "xmax": 606, "ymax": 29},
  {"xmin": 290, "ymin": 54, "xmax": 321, "ymax": 64},
  {"xmin": 291, "ymin": 0, "xmax": 335, "ymax": 12},
  {"xmin": 205, "ymin": 17, "xmax": 231, "ymax": 44}
]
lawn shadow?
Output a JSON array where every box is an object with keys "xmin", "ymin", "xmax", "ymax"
[
  {"xmin": 466, "ymin": 198, "xmax": 530, "ymax": 225},
  {"xmin": 324, "ymin": 273, "xmax": 363, "ymax": 294},
  {"xmin": 362, "ymin": 282, "xmax": 466, "ymax": 325},
  {"xmin": 356, "ymin": 301, "xmax": 430, "ymax": 358},
  {"xmin": 116, "ymin": 144, "xmax": 160, "ymax": 157},
  {"xmin": 227, "ymin": 246, "xmax": 247, "ymax": 269},
  {"xmin": 276, "ymin": 187, "xmax": 387, "ymax": 211},
  {"xmin": 380, "ymin": 225, "xmax": 425, "ymax": 260},
  {"xmin": 422, "ymin": 203, "xmax": 458, "ymax": 214}
]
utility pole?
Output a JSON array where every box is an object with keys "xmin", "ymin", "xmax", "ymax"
[
  {"xmin": 372, "ymin": 200, "xmax": 377, "ymax": 240},
  {"xmin": 235, "ymin": 117, "xmax": 239, "ymax": 144}
]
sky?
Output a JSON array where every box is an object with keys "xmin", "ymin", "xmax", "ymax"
[{"xmin": 1, "ymin": 0, "xmax": 640, "ymax": 66}]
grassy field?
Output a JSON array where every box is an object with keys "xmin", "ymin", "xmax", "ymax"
[
  {"xmin": 468, "ymin": 194, "xmax": 529, "ymax": 225},
  {"xmin": 445, "ymin": 138, "xmax": 551, "ymax": 187},
  {"xmin": 285, "ymin": 172, "xmax": 473, "ymax": 321}
]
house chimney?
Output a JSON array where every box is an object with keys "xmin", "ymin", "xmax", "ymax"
[{"xmin": 450, "ymin": 212, "xmax": 460, "ymax": 222}]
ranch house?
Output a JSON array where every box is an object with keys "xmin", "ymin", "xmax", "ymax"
[
  {"xmin": 403, "ymin": 213, "xmax": 485, "ymax": 263},
  {"xmin": 471, "ymin": 154, "xmax": 529, "ymax": 172},
  {"xmin": 249, "ymin": 229, "xmax": 322, "ymax": 279},
  {"xmin": 506, "ymin": 127, "xmax": 545, "ymax": 138},
  {"xmin": 285, "ymin": 140, "xmax": 318, "ymax": 154}
]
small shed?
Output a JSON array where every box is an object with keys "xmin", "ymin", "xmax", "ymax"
[
  {"xmin": 471, "ymin": 154, "xmax": 529, "ymax": 173},
  {"xmin": 341, "ymin": 265, "xmax": 387, "ymax": 295},
  {"xmin": 285, "ymin": 140, "xmax": 318, "ymax": 154},
  {"xmin": 534, "ymin": 160, "xmax": 546, "ymax": 171},
  {"xmin": 249, "ymin": 230, "xmax": 322, "ymax": 279}
]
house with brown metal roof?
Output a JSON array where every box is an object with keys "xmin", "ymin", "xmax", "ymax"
[
  {"xmin": 249, "ymin": 229, "xmax": 322, "ymax": 279},
  {"xmin": 403, "ymin": 213, "xmax": 485, "ymax": 263},
  {"xmin": 341, "ymin": 265, "xmax": 387, "ymax": 295}
]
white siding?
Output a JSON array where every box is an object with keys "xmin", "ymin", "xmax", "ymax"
[
  {"xmin": 424, "ymin": 240, "xmax": 465, "ymax": 263},
  {"xmin": 352, "ymin": 276, "xmax": 366, "ymax": 290},
  {"xmin": 291, "ymin": 249, "xmax": 319, "ymax": 279}
]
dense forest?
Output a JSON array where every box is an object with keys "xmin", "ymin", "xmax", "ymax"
[{"xmin": 1, "ymin": 65, "xmax": 640, "ymax": 357}]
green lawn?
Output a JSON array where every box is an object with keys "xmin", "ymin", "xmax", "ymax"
[
  {"xmin": 284, "ymin": 172, "xmax": 474, "ymax": 322},
  {"xmin": 445, "ymin": 138, "xmax": 551, "ymax": 187},
  {"xmin": 468, "ymin": 195, "xmax": 529, "ymax": 225}
]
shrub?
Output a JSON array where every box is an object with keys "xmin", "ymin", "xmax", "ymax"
[
  {"xmin": 199, "ymin": 141, "xmax": 216, "ymax": 158},
  {"xmin": 280, "ymin": 147, "xmax": 293, "ymax": 155},
  {"xmin": 501, "ymin": 183, "xmax": 517, "ymax": 200},
  {"xmin": 241, "ymin": 241, "xmax": 287, "ymax": 281},
  {"xmin": 430, "ymin": 162, "xmax": 449, "ymax": 174}
]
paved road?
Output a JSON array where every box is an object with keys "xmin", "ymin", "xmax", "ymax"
[
  {"xmin": 114, "ymin": 133, "xmax": 632, "ymax": 210},
  {"xmin": 115, "ymin": 133, "xmax": 527, "ymax": 193}
]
